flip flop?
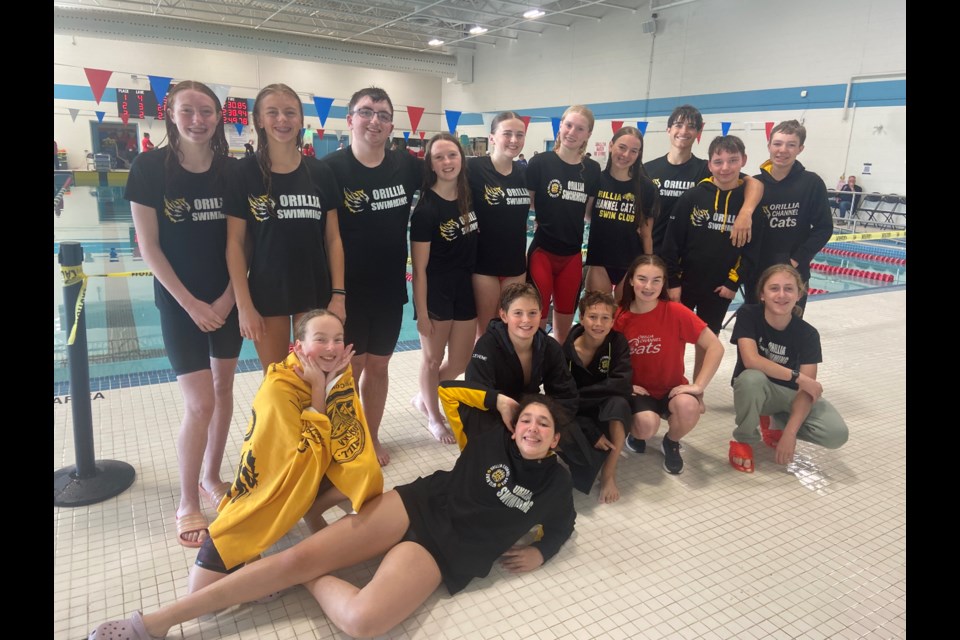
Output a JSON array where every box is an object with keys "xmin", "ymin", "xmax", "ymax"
[
  {"xmin": 89, "ymin": 610, "xmax": 164, "ymax": 639},
  {"xmin": 759, "ymin": 415, "xmax": 782, "ymax": 448},
  {"xmin": 199, "ymin": 481, "xmax": 232, "ymax": 510},
  {"xmin": 729, "ymin": 440, "xmax": 755, "ymax": 473},
  {"xmin": 175, "ymin": 512, "xmax": 209, "ymax": 548}
]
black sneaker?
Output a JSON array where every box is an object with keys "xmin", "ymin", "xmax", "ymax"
[
  {"xmin": 662, "ymin": 436, "xmax": 684, "ymax": 474},
  {"xmin": 624, "ymin": 435, "xmax": 646, "ymax": 453}
]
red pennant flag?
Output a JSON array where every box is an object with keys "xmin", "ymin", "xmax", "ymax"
[
  {"xmin": 612, "ymin": 120, "xmax": 624, "ymax": 134},
  {"xmin": 84, "ymin": 68, "xmax": 113, "ymax": 105},
  {"xmin": 519, "ymin": 115, "xmax": 531, "ymax": 131},
  {"xmin": 765, "ymin": 121, "xmax": 775, "ymax": 141},
  {"xmin": 407, "ymin": 106, "xmax": 425, "ymax": 133},
  {"xmin": 316, "ymin": 128, "xmax": 324, "ymax": 140},
  {"xmin": 696, "ymin": 124, "xmax": 703, "ymax": 144},
  {"xmin": 419, "ymin": 131, "xmax": 426, "ymax": 140},
  {"xmin": 120, "ymin": 112, "xmax": 129, "ymax": 125}
]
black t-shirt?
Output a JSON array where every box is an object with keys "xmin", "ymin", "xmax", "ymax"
[
  {"xmin": 730, "ymin": 304, "xmax": 822, "ymax": 389},
  {"xmin": 643, "ymin": 154, "xmax": 710, "ymax": 254},
  {"xmin": 467, "ymin": 156, "xmax": 530, "ymax": 277},
  {"xmin": 124, "ymin": 148, "xmax": 235, "ymax": 311},
  {"xmin": 223, "ymin": 156, "xmax": 339, "ymax": 316},
  {"xmin": 323, "ymin": 148, "xmax": 423, "ymax": 306},
  {"xmin": 585, "ymin": 169, "xmax": 659, "ymax": 268},
  {"xmin": 409, "ymin": 189, "xmax": 479, "ymax": 274},
  {"xmin": 526, "ymin": 152, "xmax": 602, "ymax": 256}
]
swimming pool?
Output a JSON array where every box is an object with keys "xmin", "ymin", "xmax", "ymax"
[{"xmin": 54, "ymin": 177, "xmax": 905, "ymax": 391}]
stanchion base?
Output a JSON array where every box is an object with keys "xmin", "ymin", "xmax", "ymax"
[{"xmin": 54, "ymin": 461, "xmax": 136, "ymax": 507}]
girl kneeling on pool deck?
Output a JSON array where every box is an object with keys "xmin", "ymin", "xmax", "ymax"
[{"xmin": 612, "ymin": 255, "xmax": 724, "ymax": 475}]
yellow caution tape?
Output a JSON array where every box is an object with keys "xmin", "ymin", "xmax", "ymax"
[
  {"xmin": 829, "ymin": 230, "xmax": 906, "ymax": 242},
  {"xmin": 59, "ymin": 265, "xmax": 154, "ymax": 346}
]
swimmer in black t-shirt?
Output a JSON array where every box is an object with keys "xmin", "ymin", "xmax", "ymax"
[
  {"xmin": 468, "ymin": 111, "xmax": 531, "ymax": 340},
  {"xmin": 410, "ymin": 134, "xmax": 479, "ymax": 444},
  {"xmin": 225, "ymin": 83, "xmax": 346, "ymax": 373},
  {"xmin": 125, "ymin": 81, "xmax": 241, "ymax": 549}
]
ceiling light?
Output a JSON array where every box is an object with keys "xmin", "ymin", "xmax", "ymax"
[
  {"xmin": 428, "ymin": 38, "xmax": 444, "ymax": 46},
  {"xmin": 523, "ymin": 9, "xmax": 545, "ymax": 19},
  {"xmin": 469, "ymin": 25, "xmax": 488, "ymax": 35}
]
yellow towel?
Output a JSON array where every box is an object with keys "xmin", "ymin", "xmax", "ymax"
[{"xmin": 209, "ymin": 353, "xmax": 383, "ymax": 569}]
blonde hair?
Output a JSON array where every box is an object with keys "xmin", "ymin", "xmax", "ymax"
[{"xmin": 555, "ymin": 105, "xmax": 595, "ymax": 156}]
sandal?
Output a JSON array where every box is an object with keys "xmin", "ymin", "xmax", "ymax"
[
  {"xmin": 199, "ymin": 481, "xmax": 232, "ymax": 510},
  {"xmin": 759, "ymin": 415, "xmax": 782, "ymax": 448},
  {"xmin": 729, "ymin": 440, "xmax": 754, "ymax": 473},
  {"xmin": 88, "ymin": 610, "xmax": 164, "ymax": 639},
  {"xmin": 175, "ymin": 512, "xmax": 209, "ymax": 548}
]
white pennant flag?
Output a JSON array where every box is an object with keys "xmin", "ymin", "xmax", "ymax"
[
  {"xmin": 68, "ymin": 108, "xmax": 80, "ymax": 122},
  {"xmin": 480, "ymin": 112, "xmax": 494, "ymax": 132},
  {"xmin": 207, "ymin": 84, "xmax": 231, "ymax": 108}
]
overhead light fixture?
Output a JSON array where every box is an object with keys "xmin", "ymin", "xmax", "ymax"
[
  {"xmin": 523, "ymin": 9, "xmax": 545, "ymax": 19},
  {"xmin": 428, "ymin": 38, "xmax": 444, "ymax": 46},
  {"xmin": 469, "ymin": 25, "xmax": 488, "ymax": 35}
]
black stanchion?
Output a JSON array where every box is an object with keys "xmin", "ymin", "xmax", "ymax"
[{"xmin": 54, "ymin": 241, "xmax": 136, "ymax": 507}]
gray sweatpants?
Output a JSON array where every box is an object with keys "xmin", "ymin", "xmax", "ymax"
[{"xmin": 732, "ymin": 369, "xmax": 849, "ymax": 448}]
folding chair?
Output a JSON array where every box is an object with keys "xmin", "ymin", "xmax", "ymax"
[
  {"xmin": 857, "ymin": 192, "xmax": 883, "ymax": 226},
  {"xmin": 875, "ymin": 194, "xmax": 901, "ymax": 227}
]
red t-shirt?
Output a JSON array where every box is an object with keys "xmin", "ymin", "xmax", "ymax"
[
  {"xmin": 141, "ymin": 137, "xmax": 155, "ymax": 152},
  {"xmin": 612, "ymin": 301, "xmax": 707, "ymax": 399}
]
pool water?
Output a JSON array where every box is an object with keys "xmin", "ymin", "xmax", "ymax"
[{"xmin": 54, "ymin": 179, "xmax": 905, "ymax": 386}]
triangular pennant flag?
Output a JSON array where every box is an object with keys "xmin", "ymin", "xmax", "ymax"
[
  {"xmin": 765, "ymin": 121, "xmax": 775, "ymax": 141},
  {"xmin": 403, "ymin": 131, "xmax": 411, "ymax": 141},
  {"xmin": 84, "ymin": 68, "xmax": 113, "ymax": 104},
  {"xmin": 551, "ymin": 117, "xmax": 561, "ymax": 139},
  {"xmin": 68, "ymin": 108, "xmax": 80, "ymax": 122},
  {"xmin": 744, "ymin": 122, "xmax": 753, "ymax": 132},
  {"xmin": 234, "ymin": 123, "xmax": 244, "ymax": 136},
  {"xmin": 207, "ymin": 84, "xmax": 231, "ymax": 109},
  {"xmin": 612, "ymin": 120, "xmax": 624, "ymax": 134},
  {"xmin": 95, "ymin": 111, "xmax": 106, "ymax": 123},
  {"xmin": 407, "ymin": 106, "xmax": 425, "ymax": 132},
  {"xmin": 636, "ymin": 121, "xmax": 648, "ymax": 136},
  {"xmin": 148, "ymin": 75, "xmax": 173, "ymax": 105},
  {"xmin": 445, "ymin": 110, "xmax": 462, "ymax": 134},
  {"xmin": 696, "ymin": 124, "xmax": 703, "ymax": 144},
  {"xmin": 419, "ymin": 131, "xmax": 425, "ymax": 140},
  {"xmin": 721, "ymin": 122, "xmax": 732, "ymax": 136},
  {"xmin": 313, "ymin": 97, "xmax": 334, "ymax": 127},
  {"xmin": 519, "ymin": 115, "xmax": 531, "ymax": 131},
  {"xmin": 316, "ymin": 128, "xmax": 324, "ymax": 140},
  {"xmin": 120, "ymin": 112, "xmax": 130, "ymax": 125},
  {"xmin": 480, "ymin": 112, "xmax": 494, "ymax": 132}
]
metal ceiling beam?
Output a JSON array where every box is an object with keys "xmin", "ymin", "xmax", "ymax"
[{"xmin": 54, "ymin": 5, "xmax": 459, "ymax": 75}]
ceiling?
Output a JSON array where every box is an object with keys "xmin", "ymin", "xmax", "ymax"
[{"xmin": 54, "ymin": 0, "xmax": 654, "ymax": 54}]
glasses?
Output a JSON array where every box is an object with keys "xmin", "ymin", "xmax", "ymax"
[{"xmin": 352, "ymin": 107, "xmax": 393, "ymax": 123}]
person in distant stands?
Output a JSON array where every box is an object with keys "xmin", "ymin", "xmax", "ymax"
[
  {"xmin": 141, "ymin": 131, "xmax": 155, "ymax": 153},
  {"xmin": 835, "ymin": 175, "xmax": 863, "ymax": 225}
]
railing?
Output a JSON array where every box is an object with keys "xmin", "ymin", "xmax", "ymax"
[{"xmin": 826, "ymin": 189, "xmax": 906, "ymax": 232}]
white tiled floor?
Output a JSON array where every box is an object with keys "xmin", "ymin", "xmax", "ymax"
[{"xmin": 55, "ymin": 289, "xmax": 906, "ymax": 639}]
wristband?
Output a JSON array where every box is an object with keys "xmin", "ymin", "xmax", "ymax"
[{"xmin": 331, "ymin": 288, "xmax": 346, "ymax": 296}]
